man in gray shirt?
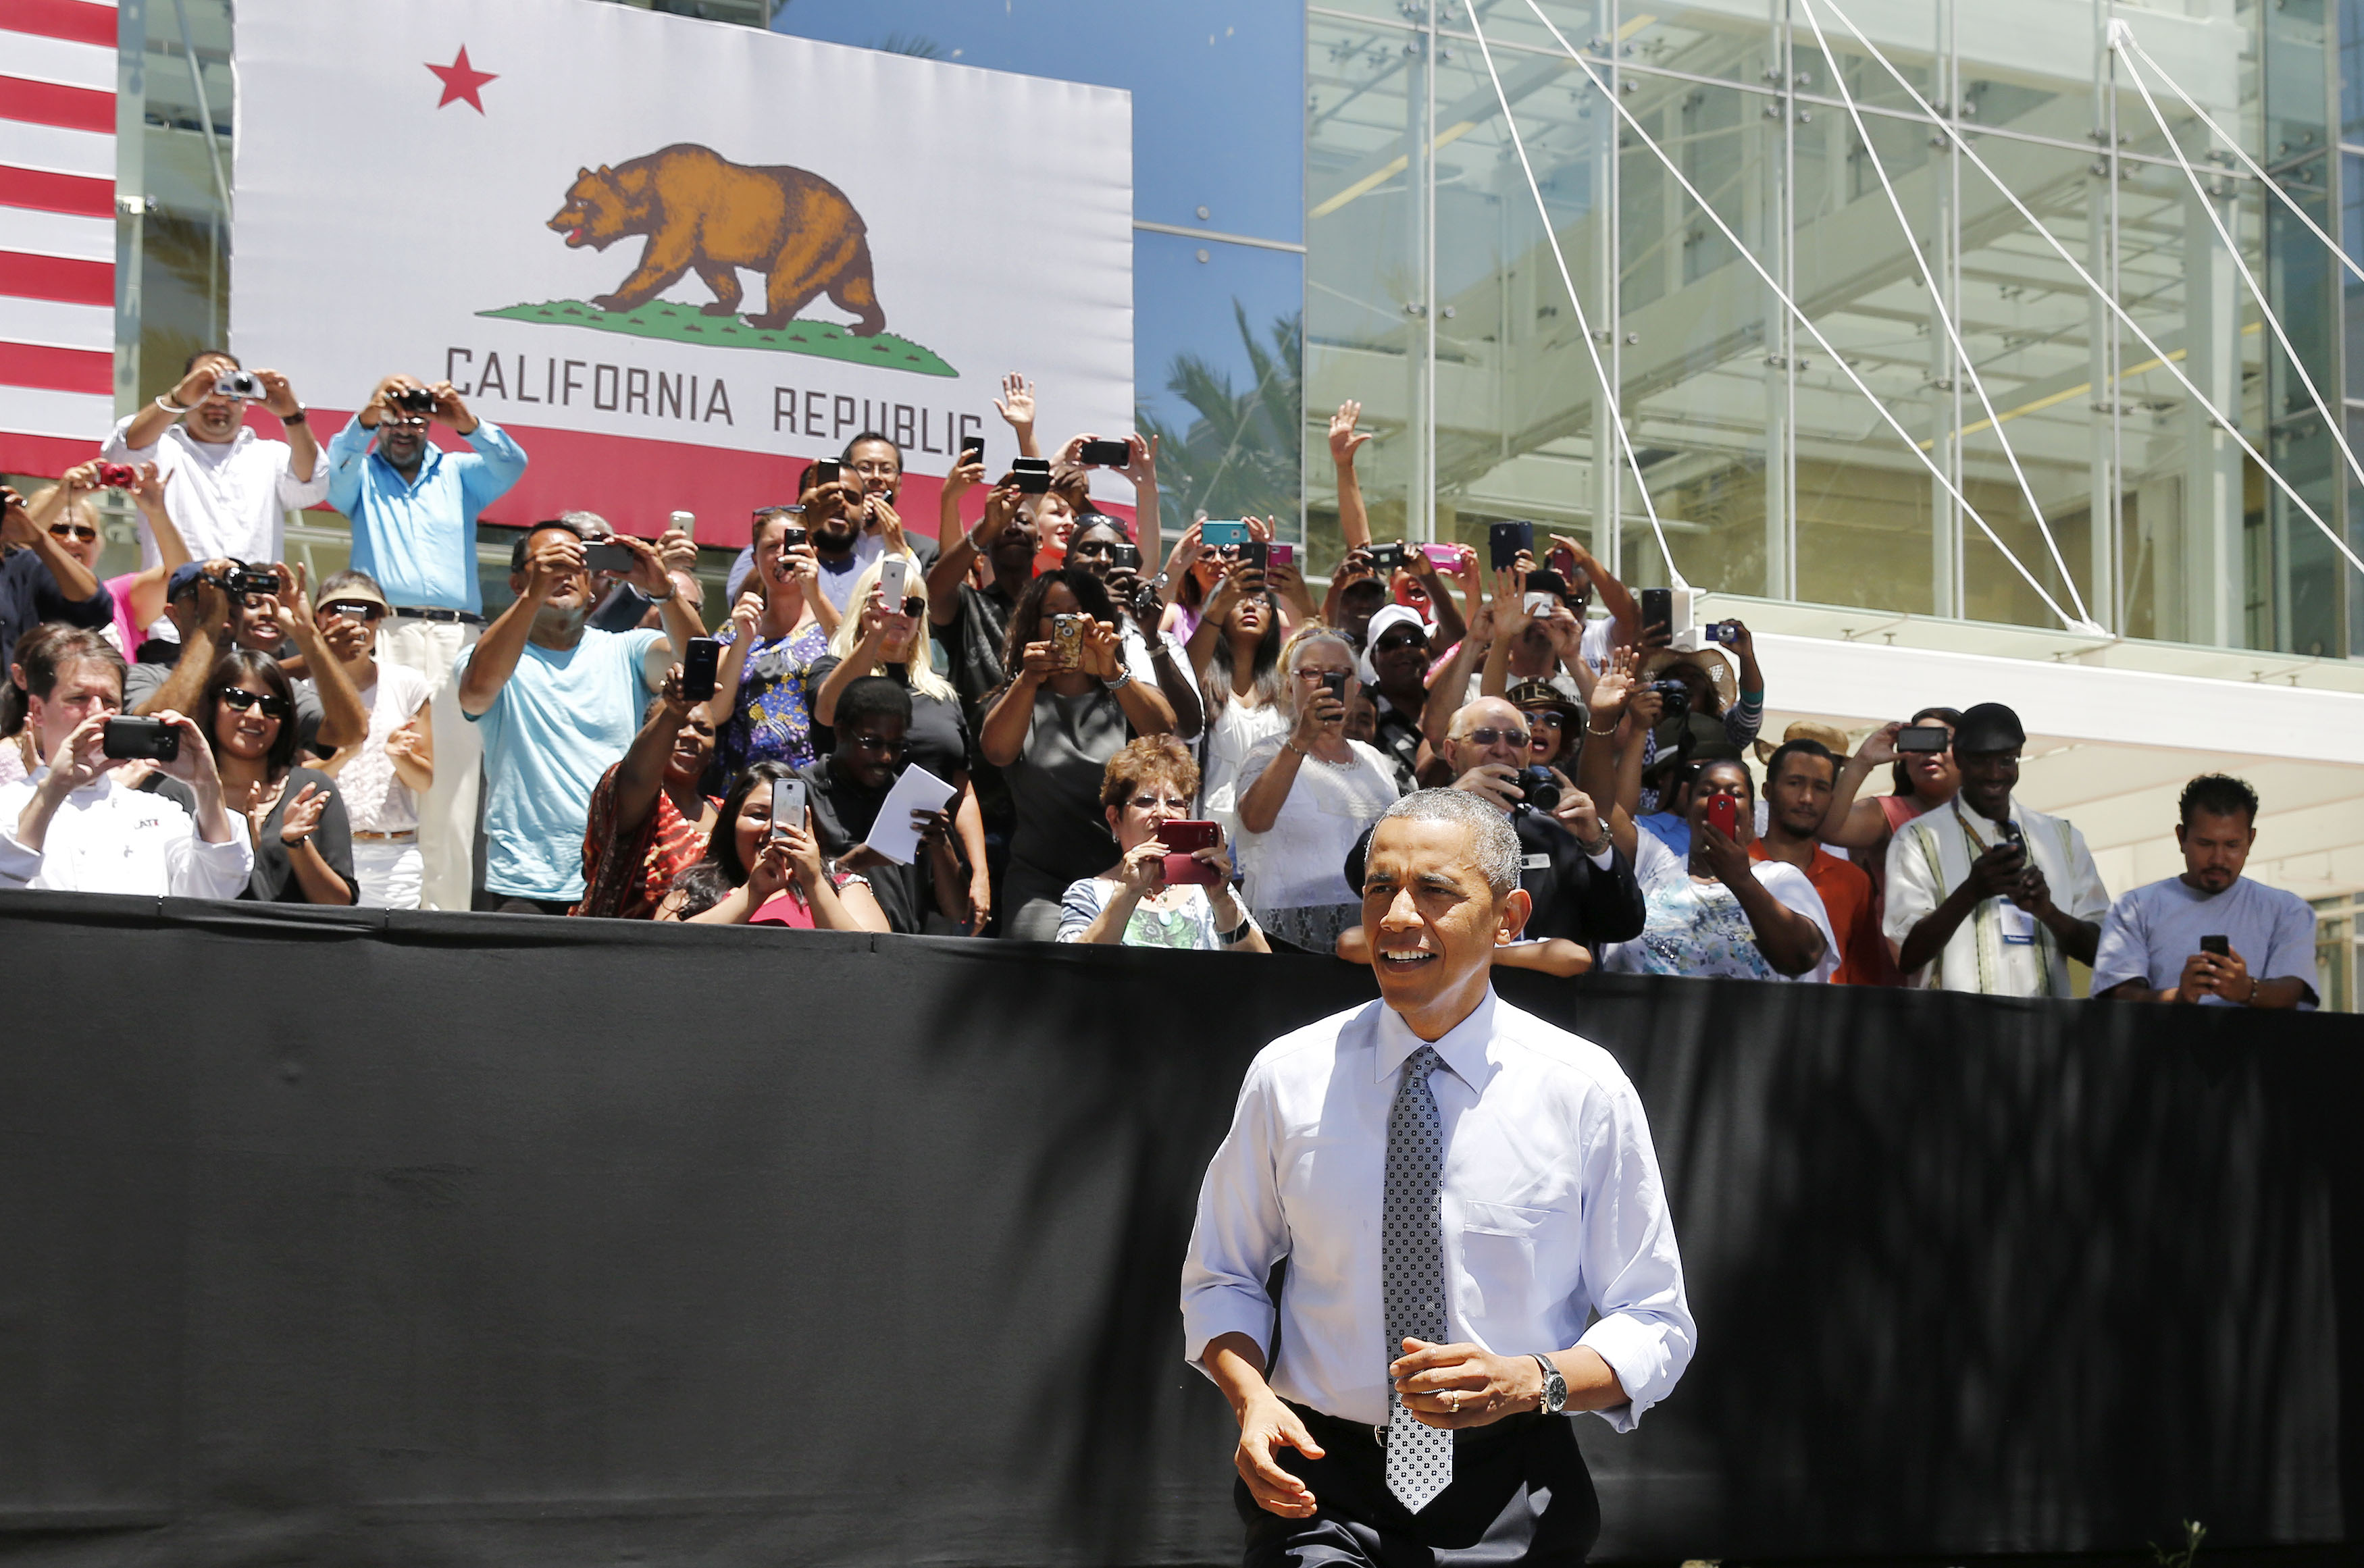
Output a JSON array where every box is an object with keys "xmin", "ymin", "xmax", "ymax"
[{"xmin": 2092, "ymin": 773, "xmax": 2318, "ymax": 1009}]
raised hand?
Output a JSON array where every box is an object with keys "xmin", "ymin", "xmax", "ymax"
[
  {"xmin": 279, "ymin": 782, "xmax": 330, "ymax": 846},
  {"xmin": 1328, "ymin": 400, "xmax": 1371, "ymax": 466},
  {"xmin": 992, "ymin": 373, "xmax": 1036, "ymax": 434}
]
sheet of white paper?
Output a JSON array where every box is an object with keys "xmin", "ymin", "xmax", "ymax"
[{"xmin": 865, "ymin": 764, "xmax": 957, "ymax": 865}]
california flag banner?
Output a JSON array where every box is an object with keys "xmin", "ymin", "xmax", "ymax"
[{"xmin": 230, "ymin": 0, "xmax": 1134, "ymax": 545}]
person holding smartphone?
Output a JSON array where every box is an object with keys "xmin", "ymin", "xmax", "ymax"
[
  {"xmin": 0, "ymin": 625, "xmax": 251, "ymax": 897},
  {"xmin": 573, "ymin": 664, "xmax": 719, "ymax": 920},
  {"xmin": 1065, "ymin": 517, "xmax": 1205, "ymax": 742},
  {"xmin": 1181, "ymin": 554, "xmax": 1289, "ymax": 835},
  {"xmin": 653, "ymin": 761, "xmax": 888, "ymax": 931},
  {"xmin": 1058, "ymin": 735, "xmax": 1268, "ymax": 951},
  {"xmin": 709, "ymin": 505, "xmax": 833, "ymax": 783},
  {"xmin": 1232, "ymin": 629, "xmax": 1402, "ymax": 953}
]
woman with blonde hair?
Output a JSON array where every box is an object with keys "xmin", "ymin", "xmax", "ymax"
[
  {"xmin": 811, "ymin": 554, "xmax": 989, "ymax": 929},
  {"xmin": 1231, "ymin": 625, "xmax": 1402, "ymax": 951}
]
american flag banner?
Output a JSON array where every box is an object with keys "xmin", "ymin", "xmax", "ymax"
[{"xmin": 0, "ymin": 0, "xmax": 118, "ymax": 477}]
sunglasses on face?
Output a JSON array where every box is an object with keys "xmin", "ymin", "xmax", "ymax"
[
  {"xmin": 1374, "ymin": 633, "xmax": 1428, "ymax": 654},
  {"xmin": 1460, "ymin": 726, "xmax": 1531, "ymax": 748},
  {"xmin": 320, "ymin": 600, "xmax": 384, "ymax": 622},
  {"xmin": 220, "ymin": 687, "xmax": 292, "ymax": 720},
  {"xmin": 848, "ymin": 733, "xmax": 908, "ymax": 756},
  {"xmin": 48, "ymin": 523, "xmax": 99, "ymax": 543},
  {"xmin": 1524, "ymin": 711, "xmax": 1566, "ymax": 730}
]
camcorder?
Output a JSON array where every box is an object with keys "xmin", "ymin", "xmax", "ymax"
[
  {"xmin": 213, "ymin": 370, "xmax": 264, "ymax": 400},
  {"xmin": 101, "ymin": 715, "xmax": 178, "ymax": 762},
  {"xmin": 386, "ymin": 386, "xmax": 436, "ymax": 415},
  {"xmin": 219, "ymin": 565, "xmax": 280, "ymax": 599}
]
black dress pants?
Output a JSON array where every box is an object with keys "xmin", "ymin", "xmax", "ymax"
[{"xmin": 1238, "ymin": 1403, "xmax": 1599, "ymax": 1567}]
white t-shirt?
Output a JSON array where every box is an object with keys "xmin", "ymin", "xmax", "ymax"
[
  {"xmin": 1602, "ymin": 830, "xmax": 1838, "ymax": 982},
  {"xmin": 1232, "ymin": 735, "xmax": 1401, "ymax": 914},
  {"xmin": 0, "ymin": 768, "xmax": 253, "ymax": 897},
  {"xmin": 1196, "ymin": 696, "xmax": 1289, "ymax": 840},
  {"xmin": 332, "ymin": 662, "xmax": 434, "ymax": 835}
]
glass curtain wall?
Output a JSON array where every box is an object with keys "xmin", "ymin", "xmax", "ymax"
[{"xmin": 1307, "ymin": 0, "xmax": 2349, "ymax": 656}]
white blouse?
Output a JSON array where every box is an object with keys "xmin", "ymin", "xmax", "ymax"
[{"xmin": 1232, "ymin": 733, "xmax": 1400, "ymax": 914}]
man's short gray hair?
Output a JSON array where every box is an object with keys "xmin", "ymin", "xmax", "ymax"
[{"xmin": 1377, "ymin": 787, "xmax": 1523, "ymax": 897}]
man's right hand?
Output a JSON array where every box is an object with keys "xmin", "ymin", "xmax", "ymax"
[
  {"xmin": 523, "ymin": 529, "xmax": 586, "ymax": 598},
  {"xmin": 359, "ymin": 375, "xmax": 413, "ymax": 429},
  {"xmin": 1232, "ymin": 1391, "xmax": 1323, "ymax": 1520},
  {"xmin": 41, "ymin": 712, "xmax": 122, "ymax": 793},
  {"xmin": 1456, "ymin": 762, "xmax": 1524, "ymax": 811}
]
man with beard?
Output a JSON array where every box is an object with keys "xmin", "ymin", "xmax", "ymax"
[
  {"xmin": 104, "ymin": 349, "xmax": 327, "ymax": 569},
  {"xmin": 327, "ymin": 373, "xmax": 528, "ymax": 910},
  {"xmin": 794, "ymin": 675, "xmax": 956, "ymax": 935},
  {"xmin": 1749, "ymin": 736, "xmax": 1885, "ymax": 985},
  {"xmin": 1183, "ymin": 787, "xmax": 1693, "ymax": 1564},
  {"xmin": 1886, "ymin": 701, "xmax": 2107, "ymax": 996},
  {"xmin": 2092, "ymin": 774, "xmax": 2318, "ymax": 1008},
  {"xmin": 455, "ymin": 518, "xmax": 703, "ymax": 914}
]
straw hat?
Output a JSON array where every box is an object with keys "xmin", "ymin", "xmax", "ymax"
[
  {"xmin": 1637, "ymin": 645, "xmax": 1739, "ymax": 712},
  {"xmin": 1752, "ymin": 718, "xmax": 1851, "ymax": 766}
]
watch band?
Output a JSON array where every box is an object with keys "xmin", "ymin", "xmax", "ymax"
[
  {"xmin": 1530, "ymin": 1353, "xmax": 1568, "ymax": 1414},
  {"xmin": 280, "ymin": 405, "xmax": 307, "ymax": 426}
]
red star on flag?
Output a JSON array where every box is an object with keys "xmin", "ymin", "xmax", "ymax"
[{"xmin": 426, "ymin": 46, "xmax": 498, "ymax": 113}]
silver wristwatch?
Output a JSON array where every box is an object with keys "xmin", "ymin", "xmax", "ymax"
[{"xmin": 1530, "ymin": 1353, "xmax": 1567, "ymax": 1414}]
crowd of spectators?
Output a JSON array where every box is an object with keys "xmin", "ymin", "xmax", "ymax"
[{"xmin": 0, "ymin": 359, "xmax": 2324, "ymax": 1009}]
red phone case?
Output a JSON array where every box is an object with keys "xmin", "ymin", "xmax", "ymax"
[
  {"xmin": 1159, "ymin": 821, "xmax": 1222, "ymax": 887},
  {"xmin": 1708, "ymin": 796, "xmax": 1737, "ymax": 837}
]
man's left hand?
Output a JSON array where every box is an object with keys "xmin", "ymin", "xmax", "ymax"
[
  {"xmin": 255, "ymin": 369, "xmax": 302, "ymax": 420},
  {"xmin": 1391, "ymin": 1338, "xmax": 1544, "ymax": 1428}
]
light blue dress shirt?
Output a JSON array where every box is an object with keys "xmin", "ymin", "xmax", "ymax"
[{"xmin": 324, "ymin": 416, "xmax": 528, "ymax": 615}]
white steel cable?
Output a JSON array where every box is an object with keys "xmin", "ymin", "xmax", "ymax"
[
  {"xmin": 2116, "ymin": 27, "xmax": 2364, "ymax": 292},
  {"xmin": 1816, "ymin": 0, "xmax": 2364, "ymax": 581},
  {"xmin": 1797, "ymin": 1, "xmax": 2097, "ymax": 627},
  {"xmin": 1514, "ymin": 0, "xmax": 2088, "ymax": 630},
  {"xmin": 2116, "ymin": 28, "xmax": 2364, "ymax": 500},
  {"xmin": 1462, "ymin": 3, "xmax": 1689, "ymax": 589}
]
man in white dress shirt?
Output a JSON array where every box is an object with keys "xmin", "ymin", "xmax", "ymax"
[
  {"xmin": 1182, "ymin": 787, "xmax": 1694, "ymax": 1565},
  {"xmin": 103, "ymin": 350, "xmax": 326, "ymax": 571}
]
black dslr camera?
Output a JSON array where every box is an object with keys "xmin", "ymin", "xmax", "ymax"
[
  {"xmin": 1649, "ymin": 679, "xmax": 1691, "ymax": 718},
  {"xmin": 386, "ymin": 386, "xmax": 436, "ymax": 415},
  {"xmin": 219, "ymin": 565, "xmax": 280, "ymax": 599},
  {"xmin": 1516, "ymin": 764, "xmax": 1562, "ymax": 814}
]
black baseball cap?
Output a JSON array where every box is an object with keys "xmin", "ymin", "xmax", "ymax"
[{"xmin": 1953, "ymin": 701, "xmax": 2027, "ymax": 754}]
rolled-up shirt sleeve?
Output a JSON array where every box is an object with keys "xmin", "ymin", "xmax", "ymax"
[
  {"xmin": 1180, "ymin": 1059, "xmax": 1289, "ymax": 1377},
  {"xmin": 167, "ymin": 809, "xmax": 254, "ymax": 901},
  {"xmin": 1570, "ymin": 1075, "xmax": 1696, "ymax": 1432},
  {"xmin": 0, "ymin": 783, "xmax": 42, "ymax": 887}
]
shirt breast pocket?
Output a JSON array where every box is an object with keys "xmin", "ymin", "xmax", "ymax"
[{"xmin": 1459, "ymin": 1201, "xmax": 1556, "ymax": 1325}]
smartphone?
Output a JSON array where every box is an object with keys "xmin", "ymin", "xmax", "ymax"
[
  {"xmin": 1078, "ymin": 438, "xmax": 1131, "ymax": 467},
  {"xmin": 583, "ymin": 540, "xmax": 634, "ymax": 574},
  {"xmin": 1489, "ymin": 519, "xmax": 1535, "ymax": 571},
  {"xmin": 1317, "ymin": 671, "xmax": 1349, "ymax": 707},
  {"xmin": 1110, "ymin": 542, "xmax": 1143, "ymax": 571},
  {"xmin": 2199, "ymin": 935, "xmax": 2230, "ymax": 957},
  {"xmin": 769, "ymin": 777, "xmax": 806, "ymax": 839},
  {"xmin": 878, "ymin": 555, "xmax": 910, "ymax": 611},
  {"xmin": 776, "ymin": 523, "xmax": 808, "ymax": 552},
  {"xmin": 1547, "ymin": 544, "xmax": 1578, "ymax": 578},
  {"xmin": 1640, "ymin": 586, "xmax": 1673, "ymax": 639},
  {"xmin": 1268, "ymin": 543, "xmax": 1295, "ymax": 569},
  {"xmin": 101, "ymin": 714, "xmax": 179, "ymax": 762},
  {"xmin": 959, "ymin": 434, "xmax": 985, "ymax": 467},
  {"xmin": 1013, "ymin": 457, "xmax": 1052, "ymax": 495},
  {"xmin": 681, "ymin": 636, "xmax": 721, "ymax": 703},
  {"xmin": 1421, "ymin": 542, "xmax": 1460, "ymax": 569},
  {"xmin": 1524, "ymin": 591, "xmax": 1558, "ymax": 617},
  {"xmin": 1200, "ymin": 520, "xmax": 1252, "ymax": 549},
  {"xmin": 1897, "ymin": 725, "xmax": 1951, "ymax": 754},
  {"xmin": 813, "ymin": 458, "xmax": 842, "ymax": 488},
  {"xmin": 1160, "ymin": 820, "xmax": 1223, "ymax": 887},
  {"xmin": 1239, "ymin": 539, "xmax": 1270, "ymax": 573},
  {"xmin": 1051, "ymin": 612, "xmax": 1085, "ymax": 669},
  {"xmin": 669, "ymin": 510, "xmax": 696, "ymax": 541},
  {"xmin": 1367, "ymin": 541, "xmax": 1408, "ymax": 571},
  {"xmin": 1706, "ymin": 793, "xmax": 1737, "ymax": 839}
]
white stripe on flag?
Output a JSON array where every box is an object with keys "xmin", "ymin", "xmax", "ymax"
[
  {"xmin": 0, "ymin": 207, "xmax": 117, "ymax": 263},
  {"xmin": 0, "ymin": 298, "xmax": 115, "ymax": 352},
  {"xmin": 0, "ymin": 32, "xmax": 118, "ymax": 93},
  {"xmin": 0, "ymin": 384, "xmax": 114, "ymax": 442},
  {"xmin": 0, "ymin": 122, "xmax": 115, "ymax": 182}
]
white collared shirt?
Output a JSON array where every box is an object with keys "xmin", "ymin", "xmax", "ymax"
[
  {"xmin": 1181, "ymin": 989, "xmax": 1695, "ymax": 1432},
  {"xmin": 1884, "ymin": 798, "xmax": 2108, "ymax": 998},
  {"xmin": 0, "ymin": 768, "xmax": 253, "ymax": 898},
  {"xmin": 104, "ymin": 414, "xmax": 331, "ymax": 569}
]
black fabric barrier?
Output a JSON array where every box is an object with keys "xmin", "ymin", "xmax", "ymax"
[{"xmin": 1, "ymin": 890, "xmax": 2357, "ymax": 1566}]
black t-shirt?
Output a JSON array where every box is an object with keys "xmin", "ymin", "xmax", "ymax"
[
  {"xmin": 795, "ymin": 753, "xmax": 936, "ymax": 935},
  {"xmin": 1343, "ymin": 802, "xmax": 1645, "ymax": 947},
  {"xmin": 944, "ymin": 580, "xmax": 1017, "ymax": 716},
  {"xmin": 802, "ymin": 660, "xmax": 969, "ymax": 789},
  {"xmin": 241, "ymin": 764, "xmax": 359, "ymax": 905},
  {"xmin": 1371, "ymin": 698, "xmax": 1424, "ymax": 793},
  {"xmin": 0, "ymin": 548, "xmax": 113, "ymax": 672}
]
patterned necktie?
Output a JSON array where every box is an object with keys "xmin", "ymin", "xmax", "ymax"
[{"xmin": 1383, "ymin": 1044, "xmax": 1452, "ymax": 1513}]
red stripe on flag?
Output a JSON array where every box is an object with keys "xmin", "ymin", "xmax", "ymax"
[
  {"xmin": 0, "ymin": 338, "xmax": 111, "ymax": 395},
  {"xmin": 291, "ymin": 413, "xmax": 1134, "ymax": 550},
  {"xmin": 0, "ymin": 429, "xmax": 101, "ymax": 479},
  {"xmin": 0, "ymin": 249, "xmax": 111, "ymax": 306},
  {"xmin": 0, "ymin": 0, "xmax": 118, "ymax": 49},
  {"xmin": 0, "ymin": 76, "xmax": 114, "ymax": 136},
  {"xmin": 0, "ymin": 162, "xmax": 114, "ymax": 217}
]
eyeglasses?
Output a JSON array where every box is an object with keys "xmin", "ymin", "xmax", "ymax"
[
  {"xmin": 1458, "ymin": 726, "xmax": 1531, "ymax": 748},
  {"xmin": 1127, "ymin": 793, "xmax": 1192, "ymax": 812},
  {"xmin": 1524, "ymin": 711, "xmax": 1566, "ymax": 730},
  {"xmin": 319, "ymin": 600, "xmax": 384, "ymax": 622},
  {"xmin": 48, "ymin": 523, "xmax": 99, "ymax": 543},
  {"xmin": 220, "ymin": 687, "xmax": 292, "ymax": 720}
]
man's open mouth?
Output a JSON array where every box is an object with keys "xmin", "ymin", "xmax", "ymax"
[{"xmin": 1377, "ymin": 949, "xmax": 1437, "ymax": 970}]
